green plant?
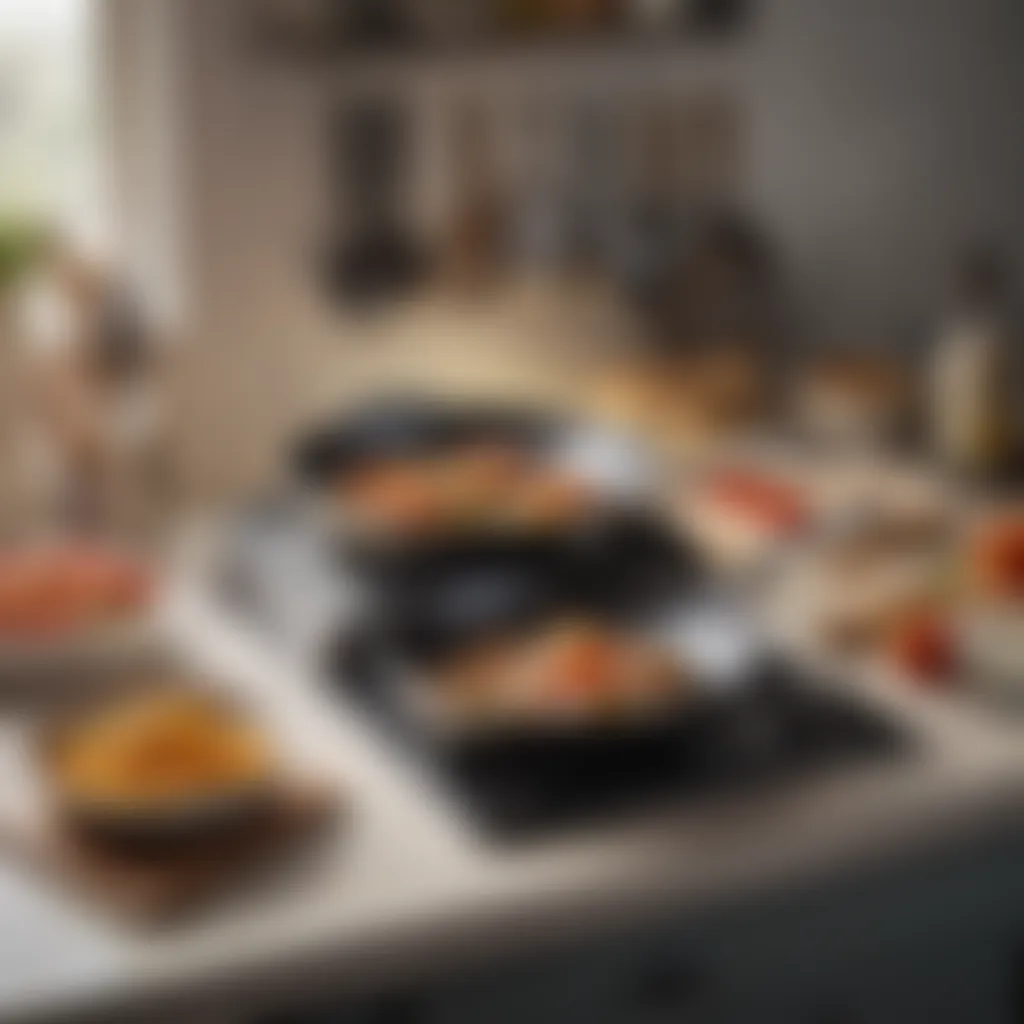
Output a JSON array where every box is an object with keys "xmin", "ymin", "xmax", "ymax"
[{"xmin": 0, "ymin": 220, "xmax": 46, "ymax": 296}]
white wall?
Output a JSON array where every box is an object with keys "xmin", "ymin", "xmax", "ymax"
[
  {"xmin": 150, "ymin": 0, "xmax": 1024, "ymax": 347},
  {"xmin": 745, "ymin": 0, "xmax": 1024, "ymax": 342},
  {"xmin": 100, "ymin": 0, "xmax": 1024, "ymax": 494}
]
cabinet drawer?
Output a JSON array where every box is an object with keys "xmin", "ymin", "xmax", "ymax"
[{"xmin": 272, "ymin": 835, "xmax": 1024, "ymax": 1024}]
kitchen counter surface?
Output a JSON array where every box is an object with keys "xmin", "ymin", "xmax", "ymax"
[{"xmin": 2, "ymin": 575, "xmax": 1024, "ymax": 1024}]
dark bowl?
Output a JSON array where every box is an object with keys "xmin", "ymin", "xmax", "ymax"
[{"xmin": 39, "ymin": 688, "xmax": 280, "ymax": 855}]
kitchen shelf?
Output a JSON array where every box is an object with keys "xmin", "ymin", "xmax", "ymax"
[{"xmin": 249, "ymin": 34, "xmax": 750, "ymax": 89}]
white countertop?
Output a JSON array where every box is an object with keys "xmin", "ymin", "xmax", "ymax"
[{"xmin": 2, "ymin": 580, "xmax": 1024, "ymax": 1024}]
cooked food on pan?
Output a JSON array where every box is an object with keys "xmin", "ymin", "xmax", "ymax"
[
  {"xmin": 427, "ymin": 620, "xmax": 690, "ymax": 730},
  {"xmin": 0, "ymin": 544, "xmax": 153, "ymax": 642},
  {"xmin": 336, "ymin": 442, "xmax": 596, "ymax": 540},
  {"xmin": 49, "ymin": 690, "xmax": 275, "ymax": 813}
]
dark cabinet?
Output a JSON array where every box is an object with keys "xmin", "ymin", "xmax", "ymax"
[{"xmin": 267, "ymin": 834, "xmax": 1024, "ymax": 1024}]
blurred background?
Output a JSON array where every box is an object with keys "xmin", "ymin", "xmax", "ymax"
[
  {"xmin": 1, "ymin": 0, "xmax": 1023, "ymax": 529},
  {"xmin": 3, "ymin": 5, "xmax": 1024, "ymax": 1024}
]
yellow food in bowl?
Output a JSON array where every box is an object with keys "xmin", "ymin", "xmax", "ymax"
[{"xmin": 52, "ymin": 691, "xmax": 274, "ymax": 808}]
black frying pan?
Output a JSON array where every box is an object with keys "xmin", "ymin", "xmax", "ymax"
[{"xmin": 294, "ymin": 396, "xmax": 558, "ymax": 486}]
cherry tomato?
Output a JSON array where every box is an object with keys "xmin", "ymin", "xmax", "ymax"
[
  {"xmin": 889, "ymin": 612, "xmax": 956, "ymax": 684},
  {"xmin": 974, "ymin": 518, "xmax": 1024, "ymax": 601}
]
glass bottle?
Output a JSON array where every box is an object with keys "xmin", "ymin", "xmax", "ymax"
[{"xmin": 931, "ymin": 249, "xmax": 1016, "ymax": 479}]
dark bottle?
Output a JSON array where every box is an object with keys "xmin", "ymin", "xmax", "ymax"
[
  {"xmin": 320, "ymin": 97, "xmax": 428, "ymax": 308},
  {"xmin": 930, "ymin": 248, "xmax": 1017, "ymax": 477}
]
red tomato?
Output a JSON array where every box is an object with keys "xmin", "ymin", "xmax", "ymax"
[
  {"xmin": 974, "ymin": 518, "xmax": 1024, "ymax": 601},
  {"xmin": 888, "ymin": 613, "xmax": 956, "ymax": 684}
]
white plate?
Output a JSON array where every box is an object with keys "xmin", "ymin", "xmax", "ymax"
[{"xmin": 0, "ymin": 611, "xmax": 163, "ymax": 688}]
